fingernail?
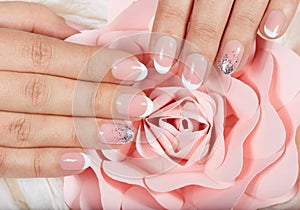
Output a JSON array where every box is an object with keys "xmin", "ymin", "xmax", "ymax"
[
  {"xmin": 112, "ymin": 58, "xmax": 148, "ymax": 81},
  {"xmin": 154, "ymin": 36, "xmax": 177, "ymax": 74},
  {"xmin": 264, "ymin": 11, "xmax": 286, "ymax": 39},
  {"xmin": 65, "ymin": 20, "xmax": 87, "ymax": 31},
  {"xmin": 99, "ymin": 123, "xmax": 135, "ymax": 144},
  {"xmin": 182, "ymin": 54, "xmax": 207, "ymax": 90},
  {"xmin": 218, "ymin": 40, "xmax": 244, "ymax": 74},
  {"xmin": 116, "ymin": 94, "xmax": 153, "ymax": 118},
  {"xmin": 60, "ymin": 152, "xmax": 91, "ymax": 171}
]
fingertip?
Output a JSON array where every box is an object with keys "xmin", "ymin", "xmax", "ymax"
[
  {"xmin": 261, "ymin": 10, "xmax": 286, "ymax": 39},
  {"xmin": 260, "ymin": 0, "xmax": 299, "ymax": 40}
]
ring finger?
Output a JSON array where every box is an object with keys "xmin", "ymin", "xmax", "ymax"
[
  {"xmin": 0, "ymin": 71, "xmax": 153, "ymax": 120},
  {"xmin": 0, "ymin": 111, "xmax": 135, "ymax": 149},
  {"xmin": 216, "ymin": 0, "xmax": 269, "ymax": 75}
]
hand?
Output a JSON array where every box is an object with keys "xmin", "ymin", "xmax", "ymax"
[
  {"xmin": 0, "ymin": 2, "xmax": 151, "ymax": 178},
  {"xmin": 151, "ymin": 0, "xmax": 299, "ymax": 89}
]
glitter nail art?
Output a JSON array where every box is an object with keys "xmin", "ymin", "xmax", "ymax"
[
  {"xmin": 99, "ymin": 124, "xmax": 135, "ymax": 144},
  {"xmin": 218, "ymin": 40, "xmax": 244, "ymax": 74},
  {"xmin": 218, "ymin": 51, "xmax": 239, "ymax": 74},
  {"xmin": 115, "ymin": 125, "xmax": 135, "ymax": 144}
]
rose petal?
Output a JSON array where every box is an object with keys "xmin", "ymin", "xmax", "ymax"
[
  {"xmin": 101, "ymin": 143, "xmax": 132, "ymax": 162},
  {"xmin": 64, "ymin": 168, "xmax": 101, "ymax": 209},
  {"xmin": 244, "ymin": 94, "xmax": 300, "ymax": 202},
  {"xmin": 145, "ymin": 167, "xmax": 232, "ymax": 192},
  {"xmin": 108, "ymin": 0, "xmax": 157, "ymax": 31},
  {"xmin": 65, "ymin": 29, "xmax": 102, "ymax": 45},
  {"xmin": 79, "ymin": 169, "xmax": 102, "ymax": 209},
  {"xmin": 242, "ymin": 51, "xmax": 286, "ymax": 159},
  {"xmin": 96, "ymin": 165, "xmax": 126, "ymax": 209},
  {"xmin": 256, "ymin": 37, "xmax": 300, "ymax": 110},
  {"xmin": 103, "ymin": 154, "xmax": 177, "ymax": 182},
  {"xmin": 205, "ymin": 90, "xmax": 259, "ymax": 182},
  {"xmin": 245, "ymin": 143, "xmax": 297, "ymax": 199},
  {"xmin": 122, "ymin": 186, "xmax": 163, "ymax": 209}
]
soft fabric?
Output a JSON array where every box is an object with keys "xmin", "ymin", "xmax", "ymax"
[{"xmin": 64, "ymin": 0, "xmax": 300, "ymax": 209}]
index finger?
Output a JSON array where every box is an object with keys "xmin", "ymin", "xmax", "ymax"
[{"xmin": 0, "ymin": 28, "xmax": 148, "ymax": 83}]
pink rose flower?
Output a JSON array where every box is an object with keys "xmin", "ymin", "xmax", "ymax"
[{"xmin": 64, "ymin": 0, "xmax": 300, "ymax": 209}]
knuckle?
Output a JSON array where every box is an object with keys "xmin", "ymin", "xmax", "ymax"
[
  {"xmin": 233, "ymin": 13, "xmax": 258, "ymax": 31},
  {"xmin": 24, "ymin": 75, "xmax": 50, "ymax": 109},
  {"xmin": 189, "ymin": 22, "xmax": 221, "ymax": 42},
  {"xmin": 8, "ymin": 115, "xmax": 32, "ymax": 145},
  {"xmin": 21, "ymin": 35, "xmax": 52, "ymax": 71},
  {"xmin": 161, "ymin": 6, "xmax": 187, "ymax": 22},
  {"xmin": 32, "ymin": 150, "xmax": 41, "ymax": 177}
]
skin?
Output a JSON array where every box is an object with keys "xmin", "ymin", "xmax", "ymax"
[
  {"xmin": 152, "ymin": 0, "xmax": 299, "ymax": 75},
  {"xmin": 0, "ymin": 2, "xmax": 145, "ymax": 178}
]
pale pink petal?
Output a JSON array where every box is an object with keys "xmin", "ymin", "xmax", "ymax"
[
  {"xmin": 95, "ymin": 166, "xmax": 126, "ymax": 209},
  {"xmin": 65, "ymin": 29, "xmax": 103, "ymax": 45},
  {"xmin": 79, "ymin": 170, "xmax": 102, "ymax": 209},
  {"xmin": 256, "ymin": 37, "xmax": 300, "ymax": 110},
  {"xmin": 149, "ymin": 190, "xmax": 184, "ymax": 209},
  {"xmin": 145, "ymin": 167, "xmax": 232, "ymax": 192},
  {"xmin": 205, "ymin": 82, "xmax": 259, "ymax": 182},
  {"xmin": 64, "ymin": 168, "xmax": 101, "ymax": 209},
  {"xmin": 242, "ymin": 51, "xmax": 286, "ymax": 159},
  {"xmin": 102, "ymin": 143, "xmax": 132, "ymax": 162},
  {"xmin": 122, "ymin": 186, "xmax": 163, "ymax": 209},
  {"xmin": 108, "ymin": 0, "xmax": 157, "ymax": 31}
]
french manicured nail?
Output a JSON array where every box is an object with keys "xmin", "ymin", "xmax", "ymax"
[
  {"xmin": 116, "ymin": 94, "xmax": 153, "ymax": 118},
  {"xmin": 99, "ymin": 123, "xmax": 135, "ymax": 144},
  {"xmin": 182, "ymin": 54, "xmax": 207, "ymax": 90},
  {"xmin": 60, "ymin": 152, "xmax": 91, "ymax": 171},
  {"xmin": 65, "ymin": 20, "xmax": 87, "ymax": 31},
  {"xmin": 154, "ymin": 36, "xmax": 177, "ymax": 74},
  {"xmin": 218, "ymin": 40, "xmax": 244, "ymax": 74},
  {"xmin": 264, "ymin": 11, "xmax": 286, "ymax": 38},
  {"xmin": 112, "ymin": 58, "xmax": 148, "ymax": 81}
]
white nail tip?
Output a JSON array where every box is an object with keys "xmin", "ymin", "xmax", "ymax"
[
  {"xmin": 153, "ymin": 58, "xmax": 171, "ymax": 74},
  {"xmin": 80, "ymin": 153, "xmax": 91, "ymax": 170},
  {"xmin": 264, "ymin": 25, "xmax": 279, "ymax": 38},
  {"xmin": 182, "ymin": 75, "xmax": 201, "ymax": 90},
  {"xmin": 140, "ymin": 96, "xmax": 154, "ymax": 118},
  {"xmin": 136, "ymin": 61, "xmax": 148, "ymax": 81}
]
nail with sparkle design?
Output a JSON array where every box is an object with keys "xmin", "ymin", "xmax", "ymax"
[
  {"xmin": 99, "ymin": 123, "xmax": 135, "ymax": 145},
  {"xmin": 218, "ymin": 40, "xmax": 244, "ymax": 74}
]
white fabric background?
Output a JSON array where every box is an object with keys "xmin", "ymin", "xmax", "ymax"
[{"xmin": 0, "ymin": 1, "xmax": 299, "ymax": 209}]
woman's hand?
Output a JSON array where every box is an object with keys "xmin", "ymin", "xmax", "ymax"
[
  {"xmin": 0, "ymin": 2, "xmax": 151, "ymax": 178},
  {"xmin": 151, "ymin": 0, "xmax": 299, "ymax": 89}
]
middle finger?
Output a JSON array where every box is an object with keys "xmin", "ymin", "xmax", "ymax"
[{"xmin": 180, "ymin": 0, "xmax": 233, "ymax": 90}]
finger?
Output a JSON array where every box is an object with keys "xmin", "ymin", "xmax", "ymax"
[
  {"xmin": 259, "ymin": 0, "xmax": 299, "ymax": 39},
  {"xmin": 216, "ymin": 0, "xmax": 269, "ymax": 74},
  {"xmin": 150, "ymin": 0, "xmax": 193, "ymax": 74},
  {"xmin": 0, "ymin": 147, "xmax": 90, "ymax": 178},
  {"xmin": 0, "ymin": 28, "xmax": 148, "ymax": 83},
  {"xmin": 0, "ymin": 111, "xmax": 135, "ymax": 149},
  {"xmin": 0, "ymin": 71, "xmax": 153, "ymax": 119},
  {"xmin": 0, "ymin": 2, "xmax": 78, "ymax": 39},
  {"xmin": 180, "ymin": 0, "xmax": 233, "ymax": 90}
]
